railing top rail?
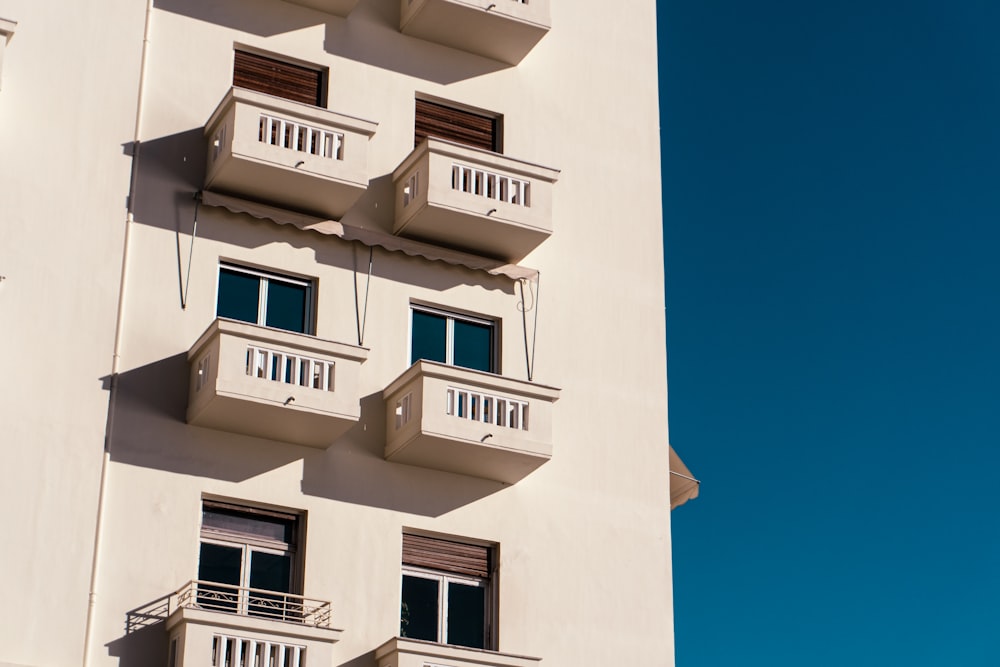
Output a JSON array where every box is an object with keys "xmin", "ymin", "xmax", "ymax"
[{"xmin": 177, "ymin": 579, "xmax": 332, "ymax": 610}]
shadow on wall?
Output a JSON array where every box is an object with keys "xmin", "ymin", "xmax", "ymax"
[
  {"xmin": 106, "ymin": 358, "xmax": 505, "ymax": 516},
  {"xmin": 155, "ymin": 0, "xmax": 507, "ymax": 84},
  {"xmin": 129, "ymin": 128, "xmax": 207, "ymax": 263},
  {"xmin": 338, "ymin": 650, "xmax": 377, "ymax": 667},
  {"xmin": 300, "ymin": 391, "xmax": 509, "ymax": 515},
  {"xmin": 106, "ymin": 620, "xmax": 168, "ymax": 667},
  {"xmin": 107, "ymin": 354, "xmax": 308, "ymax": 482}
]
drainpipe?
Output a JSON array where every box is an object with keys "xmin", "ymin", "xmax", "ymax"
[{"xmin": 82, "ymin": 0, "xmax": 153, "ymax": 664}]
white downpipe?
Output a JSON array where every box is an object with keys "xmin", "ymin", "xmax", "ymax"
[{"xmin": 82, "ymin": 0, "xmax": 153, "ymax": 664}]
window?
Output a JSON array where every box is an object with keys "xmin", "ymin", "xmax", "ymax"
[
  {"xmin": 234, "ymin": 50, "xmax": 325, "ymax": 107},
  {"xmin": 197, "ymin": 501, "xmax": 301, "ymax": 619},
  {"xmin": 415, "ymin": 98, "xmax": 500, "ymax": 152},
  {"xmin": 217, "ymin": 264, "xmax": 314, "ymax": 335},
  {"xmin": 400, "ymin": 533, "xmax": 494, "ymax": 650},
  {"xmin": 410, "ymin": 305, "xmax": 497, "ymax": 373}
]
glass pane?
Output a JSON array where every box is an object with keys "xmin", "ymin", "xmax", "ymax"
[
  {"xmin": 411, "ymin": 310, "xmax": 447, "ymax": 365},
  {"xmin": 197, "ymin": 542, "xmax": 243, "ymax": 613},
  {"xmin": 217, "ymin": 268, "xmax": 260, "ymax": 324},
  {"xmin": 447, "ymin": 581, "xmax": 486, "ymax": 649},
  {"xmin": 248, "ymin": 551, "xmax": 293, "ymax": 620},
  {"xmin": 265, "ymin": 280, "xmax": 310, "ymax": 334},
  {"xmin": 453, "ymin": 319, "xmax": 494, "ymax": 372},
  {"xmin": 401, "ymin": 575, "xmax": 439, "ymax": 642},
  {"xmin": 202, "ymin": 507, "xmax": 294, "ymax": 544},
  {"xmin": 249, "ymin": 551, "xmax": 292, "ymax": 593}
]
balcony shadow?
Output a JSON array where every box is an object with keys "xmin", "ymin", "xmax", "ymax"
[
  {"xmin": 337, "ymin": 650, "xmax": 377, "ymax": 667},
  {"xmin": 107, "ymin": 354, "xmax": 309, "ymax": 481},
  {"xmin": 300, "ymin": 391, "xmax": 508, "ymax": 516},
  {"xmin": 128, "ymin": 127, "xmax": 519, "ymax": 295},
  {"xmin": 155, "ymin": 0, "xmax": 507, "ymax": 83},
  {"xmin": 323, "ymin": 0, "xmax": 507, "ymax": 84},
  {"xmin": 154, "ymin": 0, "xmax": 327, "ymax": 37},
  {"xmin": 106, "ymin": 620, "xmax": 168, "ymax": 667}
]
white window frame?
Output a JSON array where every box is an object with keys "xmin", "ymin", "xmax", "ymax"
[
  {"xmin": 408, "ymin": 304, "xmax": 498, "ymax": 373},
  {"xmin": 401, "ymin": 565, "xmax": 493, "ymax": 648},
  {"xmin": 217, "ymin": 263, "xmax": 315, "ymax": 335}
]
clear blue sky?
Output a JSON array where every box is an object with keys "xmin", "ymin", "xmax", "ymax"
[{"xmin": 658, "ymin": 2, "xmax": 1000, "ymax": 665}]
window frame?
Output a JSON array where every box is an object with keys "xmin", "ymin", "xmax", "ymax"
[
  {"xmin": 399, "ymin": 533, "xmax": 497, "ymax": 650},
  {"xmin": 401, "ymin": 565, "xmax": 493, "ymax": 648},
  {"xmin": 216, "ymin": 262, "xmax": 316, "ymax": 335},
  {"xmin": 408, "ymin": 303, "xmax": 499, "ymax": 374},
  {"xmin": 197, "ymin": 500, "xmax": 305, "ymax": 599}
]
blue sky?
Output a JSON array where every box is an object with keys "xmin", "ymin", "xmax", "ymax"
[{"xmin": 658, "ymin": 1, "xmax": 1000, "ymax": 664}]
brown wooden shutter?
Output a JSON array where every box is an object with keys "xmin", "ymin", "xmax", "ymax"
[
  {"xmin": 414, "ymin": 99, "xmax": 497, "ymax": 152},
  {"xmin": 402, "ymin": 533, "xmax": 492, "ymax": 578},
  {"xmin": 234, "ymin": 50, "xmax": 323, "ymax": 106}
]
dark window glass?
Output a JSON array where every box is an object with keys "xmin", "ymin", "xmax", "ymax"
[
  {"xmin": 411, "ymin": 310, "xmax": 448, "ymax": 365},
  {"xmin": 249, "ymin": 552, "xmax": 292, "ymax": 594},
  {"xmin": 453, "ymin": 319, "xmax": 493, "ymax": 372},
  {"xmin": 401, "ymin": 575, "xmax": 439, "ymax": 642},
  {"xmin": 447, "ymin": 582, "xmax": 486, "ymax": 648},
  {"xmin": 217, "ymin": 268, "xmax": 260, "ymax": 324},
  {"xmin": 265, "ymin": 280, "xmax": 309, "ymax": 334},
  {"xmin": 197, "ymin": 543, "xmax": 243, "ymax": 613}
]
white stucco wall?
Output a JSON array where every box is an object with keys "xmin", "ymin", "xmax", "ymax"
[{"xmin": 0, "ymin": 1, "xmax": 672, "ymax": 665}]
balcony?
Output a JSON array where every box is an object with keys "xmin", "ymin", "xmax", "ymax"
[
  {"xmin": 382, "ymin": 360, "xmax": 560, "ymax": 483},
  {"xmin": 204, "ymin": 87, "xmax": 377, "ymax": 219},
  {"xmin": 376, "ymin": 637, "xmax": 540, "ymax": 667},
  {"xmin": 393, "ymin": 138, "xmax": 559, "ymax": 262},
  {"xmin": 187, "ymin": 318, "xmax": 368, "ymax": 447},
  {"xmin": 153, "ymin": 581, "xmax": 341, "ymax": 667},
  {"xmin": 399, "ymin": 0, "xmax": 551, "ymax": 65},
  {"xmin": 281, "ymin": 0, "xmax": 359, "ymax": 16}
]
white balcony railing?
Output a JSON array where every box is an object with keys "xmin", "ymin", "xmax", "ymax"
[
  {"xmin": 446, "ymin": 386, "xmax": 529, "ymax": 430},
  {"xmin": 212, "ymin": 634, "xmax": 305, "ymax": 667},
  {"xmin": 392, "ymin": 138, "xmax": 559, "ymax": 262},
  {"xmin": 246, "ymin": 345, "xmax": 336, "ymax": 392},
  {"xmin": 204, "ymin": 87, "xmax": 377, "ymax": 219},
  {"xmin": 187, "ymin": 319, "xmax": 368, "ymax": 447},
  {"xmin": 451, "ymin": 164, "xmax": 530, "ymax": 206},
  {"xmin": 258, "ymin": 113, "xmax": 344, "ymax": 160},
  {"xmin": 383, "ymin": 361, "xmax": 559, "ymax": 483}
]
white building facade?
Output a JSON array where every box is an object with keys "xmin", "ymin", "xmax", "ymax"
[{"xmin": 0, "ymin": 1, "xmax": 694, "ymax": 666}]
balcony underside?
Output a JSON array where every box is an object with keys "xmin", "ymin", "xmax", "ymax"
[
  {"xmin": 400, "ymin": 0, "xmax": 550, "ymax": 65},
  {"xmin": 205, "ymin": 154, "xmax": 368, "ymax": 221},
  {"xmin": 386, "ymin": 429, "xmax": 550, "ymax": 484},
  {"xmin": 188, "ymin": 390, "xmax": 359, "ymax": 449},
  {"xmin": 281, "ymin": 0, "xmax": 360, "ymax": 16},
  {"xmin": 394, "ymin": 202, "xmax": 551, "ymax": 265}
]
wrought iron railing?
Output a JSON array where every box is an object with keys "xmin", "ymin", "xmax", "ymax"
[
  {"xmin": 126, "ymin": 580, "xmax": 333, "ymax": 632},
  {"xmin": 178, "ymin": 580, "xmax": 333, "ymax": 628}
]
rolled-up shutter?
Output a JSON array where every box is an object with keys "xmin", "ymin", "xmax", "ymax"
[
  {"xmin": 234, "ymin": 50, "xmax": 323, "ymax": 106},
  {"xmin": 414, "ymin": 99, "xmax": 498, "ymax": 152},
  {"xmin": 402, "ymin": 533, "xmax": 491, "ymax": 578}
]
